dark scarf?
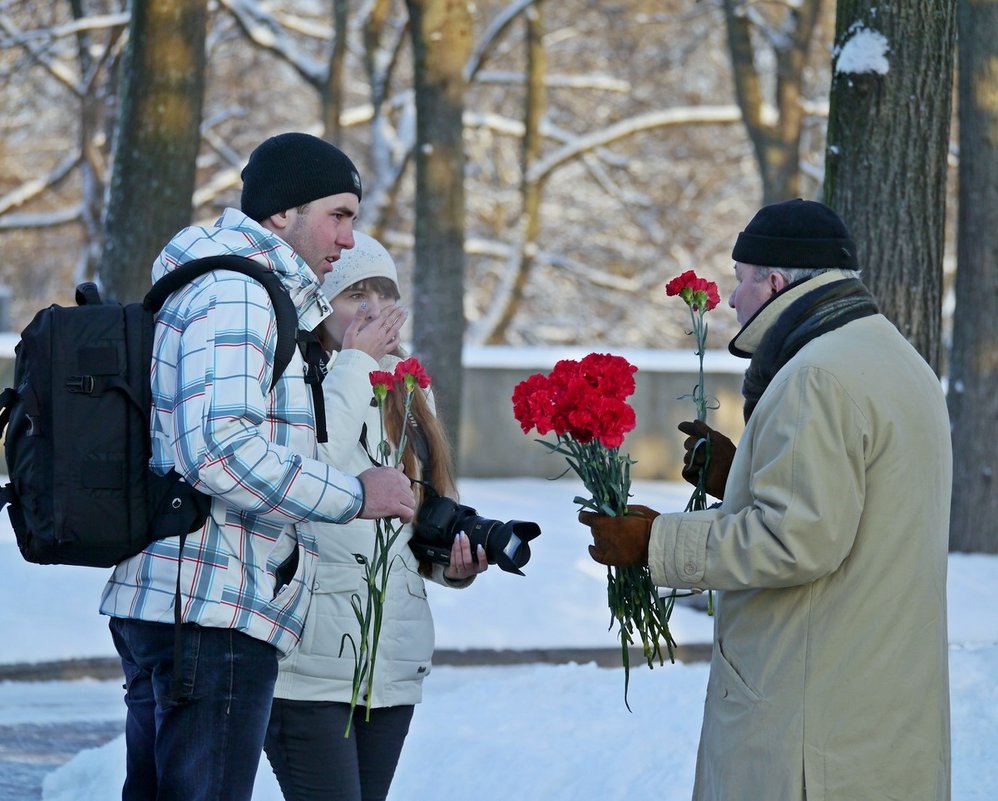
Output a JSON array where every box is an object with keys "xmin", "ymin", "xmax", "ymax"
[{"xmin": 742, "ymin": 278, "xmax": 879, "ymax": 422}]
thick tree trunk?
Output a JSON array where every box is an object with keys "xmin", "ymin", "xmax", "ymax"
[
  {"xmin": 824, "ymin": 0, "xmax": 956, "ymax": 372},
  {"xmin": 405, "ymin": 0, "xmax": 472, "ymax": 463},
  {"xmin": 100, "ymin": 0, "xmax": 208, "ymax": 302},
  {"xmin": 948, "ymin": 0, "xmax": 998, "ymax": 553}
]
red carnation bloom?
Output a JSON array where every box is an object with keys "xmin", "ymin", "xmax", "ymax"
[
  {"xmin": 369, "ymin": 370, "xmax": 395, "ymax": 403},
  {"xmin": 393, "ymin": 357, "xmax": 431, "ymax": 391},
  {"xmin": 577, "ymin": 352, "xmax": 637, "ymax": 401},
  {"xmin": 593, "ymin": 396, "xmax": 637, "ymax": 449},
  {"xmin": 666, "ymin": 269, "xmax": 721, "ymax": 311},
  {"xmin": 513, "ymin": 373, "xmax": 557, "ymax": 435}
]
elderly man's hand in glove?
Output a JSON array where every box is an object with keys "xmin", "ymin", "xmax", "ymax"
[
  {"xmin": 678, "ymin": 420, "xmax": 736, "ymax": 501},
  {"xmin": 578, "ymin": 505, "xmax": 660, "ymax": 567}
]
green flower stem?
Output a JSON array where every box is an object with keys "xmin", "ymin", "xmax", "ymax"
[
  {"xmin": 343, "ymin": 384, "xmax": 415, "ymax": 735},
  {"xmin": 685, "ymin": 302, "xmax": 715, "ymax": 616},
  {"xmin": 364, "ymin": 517, "xmax": 404, "ymax": 721},
  {"xmin": 687, "ymin": 304, "xmax": 709, "ymax": 422},
  {"xmin": 543, "ymin": 434, "xmax": 677, "ymax": 709}
]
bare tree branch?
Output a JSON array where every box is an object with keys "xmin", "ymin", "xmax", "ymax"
[
  {"xmin": 526, "ymin": 105, "xmax": 743, "ymax": 184},
  {"xmin": 217, "ymin": 0, "xmax": 326, "ymax": 87},
  {"xmin": 0, "ymin": 151, "xmax": 80, "ymax": 216},
  {"xmin": 0, "ymin": 205, "xmax": 82, "ymax": 230},
  {"xmin": 0, "ymin": 13, "xmax": 82, "ymax": 93},
  {"xmin": 464, "ymin": 0, "xmax": 541, "ymax": 81}
]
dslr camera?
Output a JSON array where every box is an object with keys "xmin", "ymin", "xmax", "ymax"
[{"xmin": 409, "ymin": 490, "xmax": 540, "ymax": 575}]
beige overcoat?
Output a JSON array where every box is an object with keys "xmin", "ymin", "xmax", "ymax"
[{"xmin": 650, "ymin": 271, "xmax": 952, "ymax": 801}]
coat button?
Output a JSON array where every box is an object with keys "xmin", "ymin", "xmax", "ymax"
[{"xmin": 684, "ymin": 561, "xmax": 696, "ymax": 575}]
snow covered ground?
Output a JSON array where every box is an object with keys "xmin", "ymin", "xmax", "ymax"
[{"xmin": 1, "ymin": 477, "xmax": 996, "ymax": 800}]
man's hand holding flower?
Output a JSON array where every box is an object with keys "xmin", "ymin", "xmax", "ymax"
[{"xmin": 579, "ymin": 505, "xmax": 660, "ymax": 567}]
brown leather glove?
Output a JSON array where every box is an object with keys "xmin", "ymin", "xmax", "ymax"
[
  {"xmin": 579, "ymin": 505, "xmax": 659, "ymax": 567},
  {"xmin": 678, "ymin": 420, "xmax": 735, "ymax": 501}
]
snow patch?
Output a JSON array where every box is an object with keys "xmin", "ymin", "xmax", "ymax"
[{"xmin": 834, "ymin": 25, "xmax": 890, "ymax": 76}]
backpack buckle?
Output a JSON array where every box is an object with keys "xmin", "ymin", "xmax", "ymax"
[{"xmin": 66, "ymin": 375, "xmax": 95, "ymax": 394}]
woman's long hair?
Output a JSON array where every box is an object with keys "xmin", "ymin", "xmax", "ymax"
[
  {"xmin": 336, "ymin": 278, "xmax": 458, "ymax": 502},
  {"xmin": 383, "ymin": 379, "xmax": 457, "ymax": 505}
]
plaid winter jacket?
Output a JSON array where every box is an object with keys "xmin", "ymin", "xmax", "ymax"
[{"xmin": 101, "ymin": 208, "xmax": 375, "ymax": 653}]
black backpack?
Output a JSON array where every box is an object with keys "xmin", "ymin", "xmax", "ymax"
[{"xmin": 0, "ymin": 255, "xmax": 305, "ymax": 568}]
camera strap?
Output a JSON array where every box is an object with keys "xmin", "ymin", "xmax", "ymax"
[
  {"xmin": 359, "ymin": 421, "xmax": 432, "ymax": 477},
  {"xmin": 358, "ymin": 424, "xmax": 382, "ymax": 468}
]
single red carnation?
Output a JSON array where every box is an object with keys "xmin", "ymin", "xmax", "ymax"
[
  {"xmin": 593, "ymin": 396, "xmax": 637, "ymax": 449},
  {"xmin": 513, "ymin": 373, "xmax": 555, "ymax": 434},
  {"xmin": 369, "ymin": 369, "xmax": 396, "ymax": 403},
  {"xmin": 393, "ymin": 357, "xmax": 431, "ymax": 390},
  {"xmin": 369, "ymin": 370, "xmax": 395, "ymax": 389},
  {"xmin": 666, "ymin": 269, "xmax": 721, "ymax": 311},
  {"xmin": 577, "ymin": 353, "xmax": 637, "ymax": 400}
]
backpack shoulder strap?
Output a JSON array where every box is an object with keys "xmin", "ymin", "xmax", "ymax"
[{"xmin": 143, "ymin": 255, "xmax": 299, "ymax": 390}]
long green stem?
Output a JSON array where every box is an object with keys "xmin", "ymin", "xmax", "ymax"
[{"xmin": 345, "ymin": 386, "xmax": 415, "ymax": 731}]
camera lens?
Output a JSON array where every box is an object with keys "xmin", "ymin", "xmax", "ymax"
[
  {"xmin": 409, "ymin": 495, "xmax": 540, "ymax": 575},
  {"xmin": 464, "ymin": 518, "xmax": 540, "ymax": 575},
  {"xmin": 503, "ymin": 533, "xmax": 522, "ymax": 561}
]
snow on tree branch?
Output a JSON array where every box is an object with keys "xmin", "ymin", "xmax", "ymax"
[
  {"xmin": 0, "ymin": 14, "xmax": 82, "ymax": 94},
  {"xmin": 218, "ymin": 0, "xmax": 327, "ymax": 86},
  {"xmin": 465, "ymin": 0, "xmax": 541, "ymax": 82},
  {"xmin": 0, "ymin": 152, "xmax": 80, "ymax": 216},
  {"xmin": 0, "ymin": 205, "xmax": 83, "ymax": 230},
  {"xmin": 526, "ymin": 106, "xmax": 743, "ymax": 184}
]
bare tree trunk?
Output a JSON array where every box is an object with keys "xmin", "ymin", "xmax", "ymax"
[
  {"xmin": 721, "ymin": 0, "xmax": 821, "ymax": 205},
  {"xmin": 70, "ymin": 0, "xmax": 119, "ymax": 286},
  {"xmin": 487, "ymin": 2, "xmax": 546, "ymax": 344},
  {"xmin": 361, "ymin": 0, "xmax": 411, "ymax": 237},
  {"xmin": 100, "ymin": 0, "xmax": 208, "ymax": 303},
  {"xmin": 824, "ymin": 0, "xmax": 956, "ymax": 372},
  {"xmin": 405, "ymin": 0, "xmax": 472, "ymax": 463},
  {"xmin": 322, "ymin": 0, "xmax": 349, "ymax": 141},
  {"xmin": 948, "ymin": 0, "xmax": 998, "ymax": 553}
]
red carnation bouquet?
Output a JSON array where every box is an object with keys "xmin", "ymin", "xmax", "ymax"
[
  {"xmin": 343, "ymin": 357, "xmax": 431, "ymax": 735},
  {"xmin": 512, "ymin": 353, "xmax": 676, "ymax": 707}
]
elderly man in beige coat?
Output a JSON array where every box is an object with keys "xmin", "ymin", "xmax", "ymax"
[{"xmin": 581, "ymin": 199, "xmax": 952, "ymax": 801}]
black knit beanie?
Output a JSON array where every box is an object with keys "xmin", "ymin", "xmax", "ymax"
[
  {"xmin": 240, "ymin": 132, "xmax": 362, "ymax": 222},
  {"xmin": 731, "ymin": 198, "xmax": 858, "ymax": 270}
]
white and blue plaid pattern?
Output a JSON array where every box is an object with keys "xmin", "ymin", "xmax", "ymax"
[{"xmin": 101, "ymin": 209, "xmax": 368, "ymax": 653}]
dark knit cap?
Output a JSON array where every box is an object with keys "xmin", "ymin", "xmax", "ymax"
[
  {"xmin": 732, "ymin": 198, "xmax": 858, "ymax": 270},
  {"xmin": 240, "ymin": 132, "xmax": 362, "ymax": 221}
]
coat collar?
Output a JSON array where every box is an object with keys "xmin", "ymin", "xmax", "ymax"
[{"xmin": 728, "ymin": 269, "xmax": 858, "ymax": 358}]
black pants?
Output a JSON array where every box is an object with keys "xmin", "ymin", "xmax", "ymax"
[{"xmin": 264, "ymin": 698, "xmax": 414, "ymax": 801}]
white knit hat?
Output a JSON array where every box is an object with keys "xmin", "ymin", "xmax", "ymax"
[{"xmin": 320, "ymin": 231, "xmax": 400, "ymax": 300}]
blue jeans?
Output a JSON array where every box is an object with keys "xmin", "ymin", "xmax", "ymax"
[{"xmin": 109, "ymin": 617, "xmax": 279, "ymax": 801}]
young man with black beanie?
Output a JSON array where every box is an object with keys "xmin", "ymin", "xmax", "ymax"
[
  {"xmin": 579, "ymin": 199, "xmax": 952, "ymax": 801},
  {"xmin": 101, "ymin": 132, "xmax": 416, "ymax": 801}
]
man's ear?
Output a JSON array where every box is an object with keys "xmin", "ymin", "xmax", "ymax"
[
  {"xmin": 262, "ymin": 209, "xmax": 292, "ymax": 233},
  {"xmin": 769, "ymin": 271, "xmax": 788, "ymax": 294}
]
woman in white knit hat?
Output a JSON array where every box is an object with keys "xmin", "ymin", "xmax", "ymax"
[{"xmin": 264, "ymin": 232, "xmax": 487, "ymax": 801}]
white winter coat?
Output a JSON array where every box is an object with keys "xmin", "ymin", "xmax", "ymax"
[{"xmin": 274, "ymin": 352, "xmax": 470, "ymax": 707}]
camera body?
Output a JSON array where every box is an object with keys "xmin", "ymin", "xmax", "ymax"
[{"xmin": 409, "ymin": 494, "xmax": 540, "ymax": 575}]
